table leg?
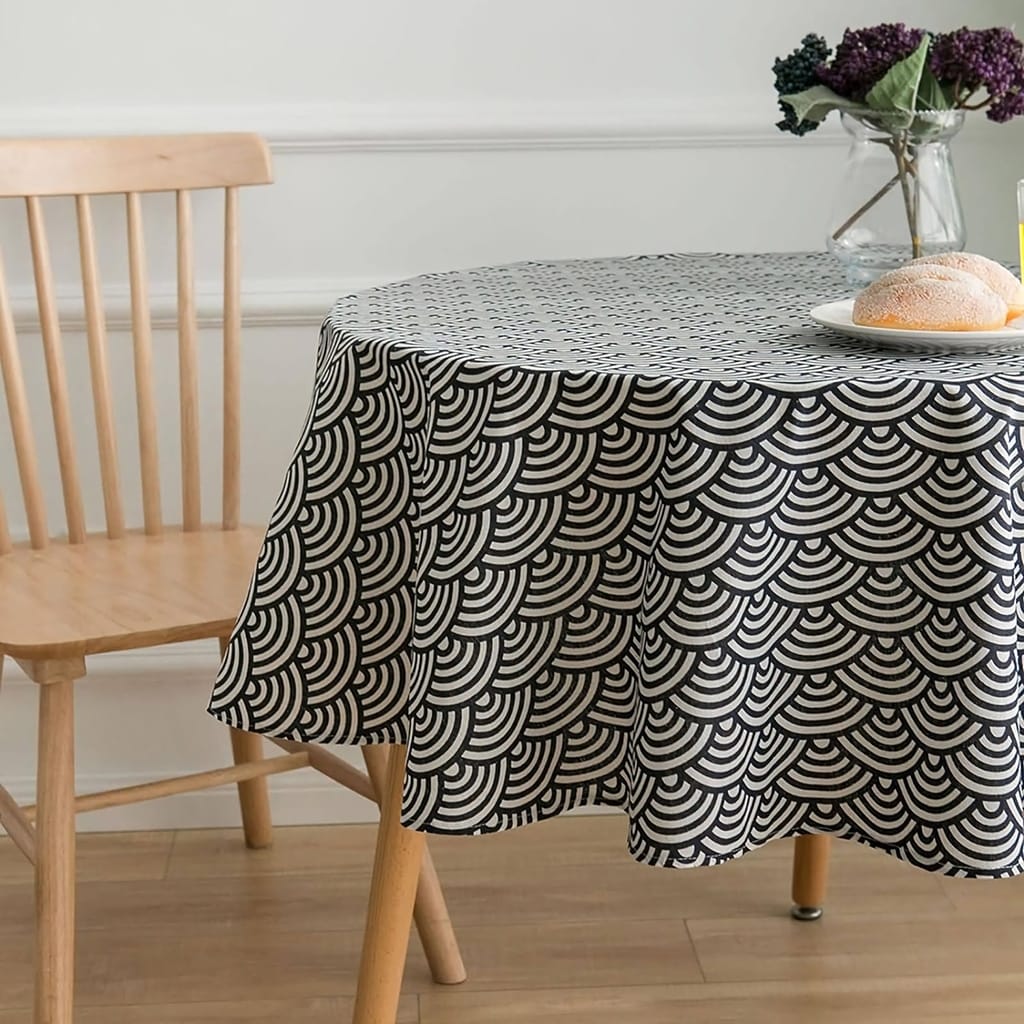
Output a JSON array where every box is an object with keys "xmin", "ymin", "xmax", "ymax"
[
  {"xmin": 362, "ymin": 746, "xmax": 466, "ymax": 984},
  {"xmin": 353, "ymin": 744, "xmax": 427, "ymax": 1024},
  {"xmin": 791, "ymin": 834, "xmax": 831, "ymax": 921}
]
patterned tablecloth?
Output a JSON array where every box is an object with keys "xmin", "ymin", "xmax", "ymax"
[{"xmin": 209, "ymin": 252, "xmax": 1024, "ymax": 877}]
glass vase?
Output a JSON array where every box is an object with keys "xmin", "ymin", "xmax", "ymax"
[{"xmin": 826, "ymin": 109, "xmax": 966, "ymax": 286}]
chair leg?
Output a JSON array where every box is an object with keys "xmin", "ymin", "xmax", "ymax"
[
  {"xmin": 219, "ymin": 638, "xmax": 273, "ymax": 849},
  {"xmin": 35, "ymin": 677, "xmax": 77, "ymax": 1024},
  {"xmin": 228, "ymin": 727, "xmax": 274, "ymax": 849},
  {"xmin": 791, "ymin": 834, "xmax": 831, "ymax": 921},
  {"xmin": 362, "ymin": 746, "xmax": 466, "ymax": 984},
  {"xmin": 353, "ymin": 744, "xmax": 426, "ymax": 1024}
]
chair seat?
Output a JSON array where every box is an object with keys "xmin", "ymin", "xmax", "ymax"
[{"xmin": 0, "ymin": 526, "xmax": 265, "ymax": 660}]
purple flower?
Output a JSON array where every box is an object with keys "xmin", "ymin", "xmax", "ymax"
[
  {"xmin": 988, "ymin": 89, "xmax": 1024, "ymax": 122},
  {"xmin": 931, "ymin": 26, "xmax": 1024, "ymax": 121},
  {"xmin": 816, "ymin": 22, "xmax": 926, "ymax": 100},
  {"xmin": 772, "ymin": 33, "xmax": 831, "ymax": 135}
]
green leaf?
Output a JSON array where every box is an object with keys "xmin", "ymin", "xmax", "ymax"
[
  {"xmin": 866, "ymin": 35, "xmax": 931, "ymax": 113},
  {"xmin": 780, "ymin": 84, "xmax": 870, "ymax": 124},
  {"xmin": 916, "ymin": 65, "xmax": 951, "ymax": 110}
]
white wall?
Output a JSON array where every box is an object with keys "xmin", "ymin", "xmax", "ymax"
[{"xmin": 2, "ymin": 0, "xmax": 1023, "ymax": 831}]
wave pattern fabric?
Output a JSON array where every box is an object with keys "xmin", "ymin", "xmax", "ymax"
[{"xmin": 210, "ymin": 253, "xmax": 1024, "ymax": 876}]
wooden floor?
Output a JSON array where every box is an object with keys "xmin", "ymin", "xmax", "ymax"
[{"xmin": 1, "ymin": 815, "xmax": 1023, "ymax": 1022}]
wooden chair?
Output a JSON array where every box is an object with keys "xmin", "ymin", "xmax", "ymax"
[{"xmin": 0, "ymin": 134, "xmax": 464, "ymax": 1024}]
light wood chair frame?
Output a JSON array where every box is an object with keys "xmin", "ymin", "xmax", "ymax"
[{"xmin": 0, "ymin": 134, "xmax": 464, "ymax": 1024}]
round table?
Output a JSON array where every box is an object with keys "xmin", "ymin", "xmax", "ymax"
[{"xmin": 210, "ymin": 252, "xmax": 1024, "ymax": 879}]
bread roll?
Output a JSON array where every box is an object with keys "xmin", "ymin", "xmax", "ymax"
[
  {"xmin": 852, "ymin": 264, "xmax": 1007, "ymax": 331},
  {"xmin": 911, "ymin": 252, "xmax": 1024, "ymax": 322}
]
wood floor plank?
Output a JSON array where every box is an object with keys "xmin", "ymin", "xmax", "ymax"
[
  {"xmin": 167, "ymin": 824, "xmax": 379, "ymax": 878},
  {"xmin": 940, "ymin": 872, "xmax": 1024, "ymax": 914},
  {"xmin": 0, "ymin": 871, "xmax": 373, "ymax": 937},
  {"xmin": 0, "ymin": 840, "xmax": 951, "ymax": 940},
  {"xmin": 0, "ymin": 830, "xmax": 173, "ymax": 885},
  {"xmin": 0, "ymin": 995, "xmax": 419, "ymax": 1019},
  {"xmin": 689, "ymin": 914, "xmax": 1024, "ymax": 983},
  {"xmin": 435, "ymin": 918, "xmax": 703, "ymax": 991},
  {"xmin": 165, "ymin": 819, "xmax": 940, "ymax": 879},
  {"xmin": 0, "ymin": 916, "xmax": 699, "ymax": 1008},
  {"xmin": 0, "ymin": 926, "xmax": 431, "ymax": 1008},
  {"xmin": 3, "ymin": 819, "xmax": 1023, "ymax": 1022},
  {"xmin": 426, "ymin": 817, "xmax": 882, "ymax": 870},
  {"xmin": 166, "ymin": 815, "xmax": 633, "ymax": 879},
  {"xmin": 437, "ymin": 845, "xmax": 952, "ymax": 924},
  {"xmin": 424, "ymin": 814, "xmax": 631, "ymax": 870},
  {"xmin": 0, "ymin": 995, "xmax": 419, "ymax": 1023},
  {"xmin": 421, "ymin": 975, "xmax": 1024, "ymax": 1024},
  {"xmin": 427, "ymin": 820, "xmax": 877, "ymax": 870}
]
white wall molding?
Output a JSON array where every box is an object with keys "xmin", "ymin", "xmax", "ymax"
[
  {"xmin": 8, "ymin": 276, "xmax": 381, "ymax": 333},
  {"xmin": 0, "ymin": 101, "xmax": 825, "ymax": 152},
  {"xmin": 0, "ymin": 100, "xmax": 1007, "ymax": 154}
]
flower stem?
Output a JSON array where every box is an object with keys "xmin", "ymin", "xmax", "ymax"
[
  {"xmin": 890, "ymin": 136, "xmax": 921, "ymax": 258},
  {"xmin": 906, "ymin": 159, "xmax": 953, "ymax": 239},
  {"xmin": 911, "ymin": 144, "xmax": 922, "ymax": 252},
  {"xmin": 831, "ymin": 172, "xmax": 902, "ymax": 242}
]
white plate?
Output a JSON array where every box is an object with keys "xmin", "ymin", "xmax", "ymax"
[{"xmin": 810, "ymin": 299, "xmax": 1024, "ymax": 353}]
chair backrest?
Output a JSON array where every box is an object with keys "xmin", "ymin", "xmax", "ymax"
[{"xmin": 0, "ymin": 133, "xmax": 272, "ymax": 553}]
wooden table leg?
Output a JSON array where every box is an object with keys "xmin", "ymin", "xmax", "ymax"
[
  {"xmin": 791, "ymin": 834, "xmax": 831, "ymax": 921},
  {"xmin": 409, "ymin": 843, "xmax": 466, "ymax": 984},
  {"xmin": 353, "ymin": 744, "xmax": 427, "ymax": 1024},
  {"xmin": 362, "ymin": 746, "xmax": 466, "ymax": 985},
  {"xmin": 220, "ymin": 637, "xmax": 274, "ymax": 850}
]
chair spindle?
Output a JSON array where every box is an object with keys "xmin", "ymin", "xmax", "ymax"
[
  {"xmin": 222, "ymin": 186, "xmax": 241, "ymax": 531},
  {"xmin": 76, "ymin": 194, "xmax": 125, "ymax": 539},
  {"xmin": 0, "ymin": 488, "xmax": 11, "ymax": 554},
  {"xmin": 126, "ymin": 191, "xmax": 163, "ymax": 535},
  {"xmin": 26, "ymin": 196, "xmax": 87, "ymax": 544},
  {"xmin": 0, "ymin": 247, "xmax": 48, "ymax": 549},
  {"xmin": 176, "ymin": 190, "xmax": 201, "ymax": 531}
]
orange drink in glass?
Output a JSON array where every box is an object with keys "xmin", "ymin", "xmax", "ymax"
[{"xmin": 1019, "ymin": 179, "xmax": 1024, "ymax": 283}]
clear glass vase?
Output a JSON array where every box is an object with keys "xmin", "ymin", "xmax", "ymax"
[{"xmin": 826, "ymin": 110, "xmax": 966, "ymax": 286}]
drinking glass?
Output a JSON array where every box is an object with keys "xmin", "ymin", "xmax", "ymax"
[{"xmin": 1018, "ymin": 179, "xmax": 1024, "ymax": 283}]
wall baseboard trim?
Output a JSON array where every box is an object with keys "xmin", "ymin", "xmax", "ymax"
[
  {"xmin": 3, "ymin": 767, "xmax": 380, "ymax": 834},
  {"xmin": 3, "ymin": 638, "xmax": 228, "ymax": 685},
  {"xmin": 2, "ymin": 638, "xmax": 219, "ymax": 689},
  {"xmin": 2, "ymin": 771, "xmax": 619, "ymax": 834},
  {"xmin": 0, "ymin": 101, "xmax": 1006, "ymax": 154}
]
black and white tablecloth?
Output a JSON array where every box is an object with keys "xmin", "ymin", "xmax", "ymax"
[{"xmin": 209, "ymin": 252, "xmax": 1024, "ymax": 877}]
